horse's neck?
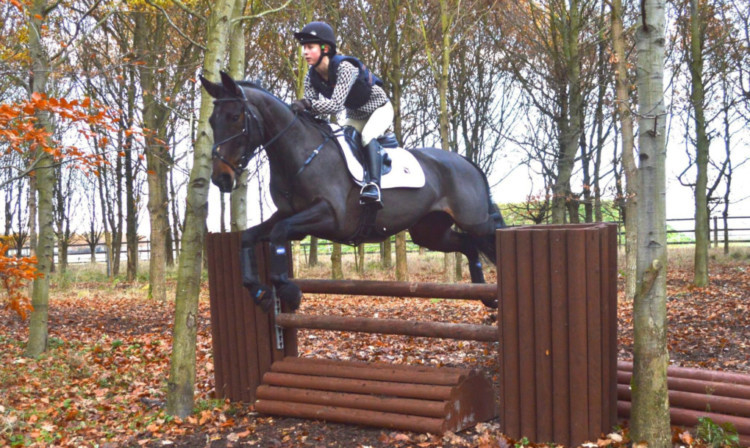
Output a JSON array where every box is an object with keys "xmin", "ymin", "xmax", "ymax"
[{"xmin": 259, "ymin": 101, "xmax": 324, "ymax": 184}]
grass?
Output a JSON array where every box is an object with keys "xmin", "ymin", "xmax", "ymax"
[
  {"xmin": 48, "ymin": 261, "xmax": 181, "ymax": 292},
  {"xmin": 664, "ymin": 245, "xmax": 750, "ymax": 269}
]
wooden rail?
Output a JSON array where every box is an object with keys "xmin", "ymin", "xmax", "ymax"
[
  {"xmin": 294, "ymin": 278, "xmax": 497, "ymax": 301},
  {"xmin": 274, "ymin": 313, "xmax": 499, "ymax": 342}
]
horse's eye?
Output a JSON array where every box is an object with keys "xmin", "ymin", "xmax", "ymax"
[{"xmin": 231, "ymin": 114, "xmax": 241, "ymax": 122}]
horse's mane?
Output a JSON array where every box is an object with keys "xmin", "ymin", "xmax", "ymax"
[{"xmin": 236, "ymin": 80, "xmax": 332, "ymax": 134}]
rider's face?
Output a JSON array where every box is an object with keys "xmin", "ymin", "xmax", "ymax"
[{"xmin": 302, "ymin": 43, "xmax": 323, "ymax": 66}]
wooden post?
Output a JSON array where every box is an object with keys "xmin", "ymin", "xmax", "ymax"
[
  {"xmin": 206, "ymin": 232, "xmax": 297, "ymax": 402},
  {"xmin": 496, "ymin": 223, "xmax": 618, "ymax": 447}
]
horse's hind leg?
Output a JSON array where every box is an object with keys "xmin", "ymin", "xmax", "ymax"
[{"xmin": 409, "ymin": 213, "xmax": 495, "ymax": 308}]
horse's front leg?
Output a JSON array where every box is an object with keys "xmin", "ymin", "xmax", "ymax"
[
  {"xmin": 239, "ymin": 214, "xmax": 283, "ymax": 311},
  {"xmin": 266, "ymin": 201, "xmax": 337, "ymax": 311}
]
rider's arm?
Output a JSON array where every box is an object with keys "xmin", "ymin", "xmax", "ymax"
[
  {"xmin": 302, "ymin": 75, "xmax": 317, "ymax": 104},
  {"xmin": 308, "ymin": 61, "xmax": 358, "ymax": 116}
]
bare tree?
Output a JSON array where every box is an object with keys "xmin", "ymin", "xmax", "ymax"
[
  {"xmin": 83, "ymin": 180, "xmax": 103, "ymax": 264},
  {"xmin": 630, "ymin": 0, "xmax": 671, "ymax": 444},
  {"xmin": 167, "ymin": 0, "xmax": 235, "ymax": 418},
  {"xmin": 612, "ymin": 0, "xmax": 638, "ymax": 299},
  {"xmin": 52, "ymin": 164, "xmax": 80, "ymax": 273}
]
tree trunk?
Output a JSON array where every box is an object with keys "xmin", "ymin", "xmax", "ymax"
[
  {"xmin": 28, "ymin": 175, "xmax": 37, "ymax": 256},
  {"xmin": 57, "ymin": 239, "xmax": 68, "ymax": 274},
  {"xmin": 631, "ymin": 0, "xmax": 671, "ymax": 444},
  {"xmin": 166, "ymin": 0, "xmax": 235, "ymax": 418},
  {"xmin": 125, "ymin": 63, "xmax": 139, "ymax": 281},
  {"xmin": 612, "ymin": 0, "xmax": 638, "ymax": 301},
  {"xmin": 331, "ymin": 242, "xmax": 343, "ymax": 279},
  {"xmin": 309, "ymin": 236, "xmax": 319, "ymax": 266},
  {"xmin": 593, "ymin": 5, "xmax": 607, "ymax": 224},
  {"xmin": 437, "ymin": 0, "xmax": 457, "ymax": 282},
  {"xmin": 552, "ymin": 0, "xmax": 583, "ymax": 224},
  {"xmin": 25, "ymin": 0, "xmax": 53, "ymax": 357},
  {"xmin": 27, "ymin": 150, "xmax": 53, "ymax": 357},
  {"xmin": 357, "ymin": 244, "xmax": 365, "ymax": 275},
  {"xmin": 112, "ymin": 141, "xmax": 124, "ymax": 276},
  {"xmin": 382, "ymin": 238, "xmax": 391, "ymax": 269},
  {"xmin": 229, "ymin": 0, "xmax": 248, "ymax": 232},
  {"xmin": 134, "ymin": 11, "xmax": 169, "ymax": 301},
  {"xmin": 395, "ymin": 231, "xmax": 407, "ymax": 281},
  {"xmin": 721, "ymin": 88, "xmax": 732, "ymax": 256},
  {"xmin": 690, "ymin": 0, "xmax": 709, "ymax": 287},
  {"xmin": 386, "ymin": 0, "xmax": 407, "ymax": 281}
]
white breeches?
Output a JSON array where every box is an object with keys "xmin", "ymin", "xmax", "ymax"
[{"xmin": 342, "ymin": 102, "xmax": 394, "ymax": 146}]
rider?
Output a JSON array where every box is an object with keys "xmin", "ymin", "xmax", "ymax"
[{"xmin": 292, "ymin": 21, "xmax": 393, "ymax": 209}]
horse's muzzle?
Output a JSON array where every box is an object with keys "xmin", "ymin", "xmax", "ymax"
[{"xmin": 212, "ymin": 172, "xmax": 234, "ymax": 193}]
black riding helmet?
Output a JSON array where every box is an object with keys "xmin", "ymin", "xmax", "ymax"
[{"xmin": 294, "ymin": 21, "xmax": 337, "ymax": 56}]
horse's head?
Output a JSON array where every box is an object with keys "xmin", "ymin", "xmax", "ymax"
[{"xmin": 200, "ymin": 71, "xmax": 264, "ymax": 193}]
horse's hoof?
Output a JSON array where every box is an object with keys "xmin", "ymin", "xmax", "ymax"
[
  {"xmin": 481, "ymin": 297, "xmax": 498, "ymax": 309},
  {"xmin": 246, "ymin": 283, "xmax": 271, "ymax": 306},
  {"xmin": 259, "ymin": 294, "xmax": 274, "ymax": 313},
  {"xmin": 483, "ymin": 313, "xmax": 498, "ymax": 325},
  {"xmin": 277, "ymin": 282, "xmax": 302, "ymax": 310}
]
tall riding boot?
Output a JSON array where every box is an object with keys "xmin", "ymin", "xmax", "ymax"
[{"xmin": 360, "ymin": 140, "xmax": 383, "ymax": 208}]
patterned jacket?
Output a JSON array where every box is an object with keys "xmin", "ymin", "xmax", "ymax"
[{"xmin": 304, "ymin": 60, "xmax": 389, "ymax": 121}]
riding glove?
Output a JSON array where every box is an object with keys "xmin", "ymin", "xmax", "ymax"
[{"xmin": 291, "ymin": 99, "xmax": 312, "ymax": 113}]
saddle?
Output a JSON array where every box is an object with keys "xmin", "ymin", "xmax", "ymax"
[{"xmin": 331, "ymin": 125, "xmax": 425, "ymax": 189}]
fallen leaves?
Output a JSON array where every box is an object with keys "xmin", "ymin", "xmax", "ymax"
[
  {"xmin": 0, "ymin": 256, "xmax": 747, "ymax": 446},
  {"xmin": 618, "ymin": 262, "xmax": 750, "ymax": 373}
]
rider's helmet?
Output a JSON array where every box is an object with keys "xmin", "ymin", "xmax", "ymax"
[{"xmin": 294, "ymin": 21, "xmax": 337, "ymax": 56}]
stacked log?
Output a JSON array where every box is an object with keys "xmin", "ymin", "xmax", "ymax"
[{"xmin": 617, "ymin": 361, "xmax": 750, "ymax": 446}]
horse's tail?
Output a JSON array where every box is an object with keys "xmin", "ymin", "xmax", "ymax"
[{"xmin": 468, "ymin": 159, "xmax": 506, "ymax": 266}]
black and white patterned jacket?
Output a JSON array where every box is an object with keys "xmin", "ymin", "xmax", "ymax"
[{"xmin": 304, "ymin": 61, "xmax": 389, "ymax": 121}]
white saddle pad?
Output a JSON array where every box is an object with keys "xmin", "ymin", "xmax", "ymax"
[{"xmin": 331, "ymin": 124, "xmax": 425, "ymax": 189}]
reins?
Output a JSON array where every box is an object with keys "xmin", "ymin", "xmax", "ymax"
[
  {"xmin": 211, "ymin": 88, "xmax": 340, "ymax": 194},
  {"xmin": 211, "ymin": 95, "xmax": 299, "ymax": 185}
]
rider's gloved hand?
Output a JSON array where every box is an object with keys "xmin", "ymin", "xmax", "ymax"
[{"xmin": 291, "ymin": 99, "xmax": 312, "ymax": 114}]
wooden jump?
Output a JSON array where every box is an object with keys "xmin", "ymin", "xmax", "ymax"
[{"xmin": 206, "ymin": 223, "xmax": 620, "ymax": 445}]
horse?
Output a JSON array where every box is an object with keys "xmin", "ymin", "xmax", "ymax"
[{"xmin": 200, "ymin": 71, "xmax": 505, "ymax": 312}]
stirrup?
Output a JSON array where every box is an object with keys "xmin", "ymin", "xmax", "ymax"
[{"xmin": 359, "ymin": 183, "xmax": 383, "ymax": 208}]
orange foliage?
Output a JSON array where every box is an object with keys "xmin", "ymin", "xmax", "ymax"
[
  {"xmin": 0, "ymin": 92, "xmax": 116, "ymax": 172},
  {"xmin": 0, "ymin": 241, "xmax": 41, "ymax": 320},
  {"xmin": 0, "ymin": 92, "xmax": 117, "ymax": 319}
]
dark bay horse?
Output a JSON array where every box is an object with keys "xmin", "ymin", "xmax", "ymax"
[{"xmin": 200, "ymin": 72, "xmax": 505, "ymax": 312}]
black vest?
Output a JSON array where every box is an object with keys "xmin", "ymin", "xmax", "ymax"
[{"xmin": 308, "ymin": 55, "xmax": 384, "ymax": 110}]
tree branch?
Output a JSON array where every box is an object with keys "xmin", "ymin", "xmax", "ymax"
[
  {"xmin": 144, "ymin": 0, "xmax": 207, "ymax": 51},
  {"xmin": 49, "ymin": 0, "xmax": 108, "ymax": 63},
  {"xmin": 170, "ymin": 0, "xmax": 206, "ymax": 23},
  {"xmin": 232, "ymin": 0, "xmax": 293, "ymax": 24}
]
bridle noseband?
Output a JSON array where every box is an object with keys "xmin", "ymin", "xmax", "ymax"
[{"xmin": 211, "ymin": 94, "xmax": 298, "ymax": 186}]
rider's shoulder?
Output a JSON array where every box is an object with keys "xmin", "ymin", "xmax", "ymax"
[{"xmin": 336, "ymin": 58, "xmax": 359, "ymax": 73}]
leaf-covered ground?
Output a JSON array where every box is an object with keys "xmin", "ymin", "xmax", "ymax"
[{"xmin": 0, "ymin": 252, "xmax": 748, "ymax": 447}]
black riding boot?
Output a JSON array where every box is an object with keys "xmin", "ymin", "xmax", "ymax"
[{"xmin": 360, "ymin": 140, "xmax": 383, "ymax": 208}]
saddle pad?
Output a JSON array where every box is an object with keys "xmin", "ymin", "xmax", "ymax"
[{"xmin": 331, "ymin": 124, "xmax": 426, "ymax": 189}]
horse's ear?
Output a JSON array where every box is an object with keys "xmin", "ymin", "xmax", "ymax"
[
  {"xmin": 220, "ymin": 71, "xmax": 243, "ymax": 98},
  {"xmin": 199, "ymin": 75, "xmax": 225, "ymax": 99}
]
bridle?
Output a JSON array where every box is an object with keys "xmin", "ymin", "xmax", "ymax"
[{"xmin": 211, "ymin": 93, "xmax": 299, "ymax": 185}]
